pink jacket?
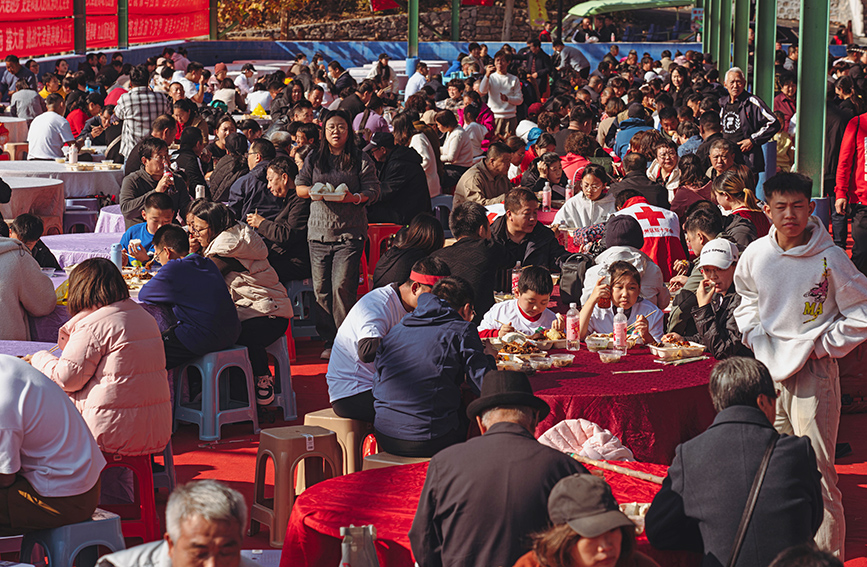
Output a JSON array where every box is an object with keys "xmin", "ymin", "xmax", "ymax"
[{"xmin": 31, "ymin": 298, "xmax": 171, "ymax": 456}]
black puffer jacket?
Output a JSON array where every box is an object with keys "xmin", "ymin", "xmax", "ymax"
[
  {"xmin": 210, "ymin": 154, "xmax": 249, "ymax": 204},
  {"xmin": 685, "ymin": 288, "xmax": 753, "ymax": 360}
]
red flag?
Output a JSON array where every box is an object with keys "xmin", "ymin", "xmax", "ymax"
[{"xmin": 370, "ymin": 0, "xmax": 399, "ymax": 10}]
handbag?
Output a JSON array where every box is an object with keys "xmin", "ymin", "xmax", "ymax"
[{"xmin": 727, "ymin": 433, "xmax": 778, "ymax": 567}]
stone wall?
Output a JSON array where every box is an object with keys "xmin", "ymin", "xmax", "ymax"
[
  {"xmin": 777, "ymin": 0, "xmax": 862, "ymax": 35},
  {"xmin": 230, "ymin": 6, "xmax": 532, "ymax": 41}
]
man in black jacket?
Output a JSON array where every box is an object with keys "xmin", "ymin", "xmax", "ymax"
[
  {"xmin": 174, "ymin": 127, "xmax": 208, "ymax": 198},
  {"xmin": 338, "ymin": 80, "xmax": 375, "ymax": 122},
  {"xmin": 609, "ymin": 152, "xmax": 670, "ymax": 209},
  {"xmin": 409, "ymin": 370, "xmax": 587, "ymax": 567},
  {"xmin": 719, "ymin": 67, "xmax": 780, "ymax": 173},
  {"xmin": 227, "ymin": 138, "xmax": 281, "ymax": 221},
  {"xmin": 646, "ymin": 357, "xmax": 823, "ymax": 567},
  {"xmin": 364, "ymin": 132, "xmax": 430, "ymax": 225}
]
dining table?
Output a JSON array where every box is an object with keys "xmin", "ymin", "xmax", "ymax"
[
  {"xmin": 0, "ymin": 177, "xmax": 65, "ymax": 235},
  {"xmin": 0, "ymin": 160, "xmax": 123, "ymax": 198},
  {"xmin": 0, "ymin": 116, "xmax": 28, "ymax": 143},
  {"xmin": 39, "ymin": 231, "xmax": 123, "ymax": 268}
]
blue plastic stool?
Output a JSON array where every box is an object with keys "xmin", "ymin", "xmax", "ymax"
[
  {"xmin": 266, "ymin": 336, "xmax": 297, "ymax": 421},
  {"xmin": 173, "ymin": 346, "xmax": 261, "ymax": 441},
  {"xmin": 152, "ymin": 440, "xmax": 176, "ymax": 493},
  {"xmin": 285, "ymin": 279, "xmax": 318, "ymax": 339},
  {"xmin": 20, "ymin": 508, "xmax": 126, "ymax": 567},
  {"xmin": 64, "ymin": 205, "xmax": 98, "ymax": 233}
]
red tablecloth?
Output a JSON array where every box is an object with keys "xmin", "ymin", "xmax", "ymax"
[
  {"xmin": 532, "ymin": 348, "xmax": 716, "ymax": 464},
  {"xmin": 280, "ymin": 460, "xmax": 700, "ymax": 567}
]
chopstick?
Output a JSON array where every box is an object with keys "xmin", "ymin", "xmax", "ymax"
[
  {"xmin": 611, "ymin": 368, "xmax": 664, "ymax": 374},
  {"xmin": 626, "ymin": 310, "xmax": 659, "ymax": 332},
  {"xmin": 47, "ymin": 344, "xmax": 59, "ymax": 354}
]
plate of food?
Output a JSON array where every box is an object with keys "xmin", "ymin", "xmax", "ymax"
[
  {"xmin": 309, "ymin": 182, "xmax": 349, "ymax": 201},
  {"xmin": 586, "ymin": 333, "xmax": 638, "ymax": 351},
  {"xmin": 648, "ymin": 340, "xmax": 706, "ymax": 360}
]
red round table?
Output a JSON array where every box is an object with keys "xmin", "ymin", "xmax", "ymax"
[
  {"xmin": 280, "ymin": 460, "xmax": 700, "ymax": 567},
  {"xmin": 531, "ymin": 348, "xmax": 716, "ymax": 464}
]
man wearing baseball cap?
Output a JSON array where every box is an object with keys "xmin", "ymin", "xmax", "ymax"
[
  {"xmin": 662, "ymin": 238, "xmax": 752, "ymax": 359},
  {"xmin": 409, "ymin": 370, "xmax": 587, "ymax": 567},
  {"xmin": 234, "ymin": 63, "xmax": 256, "ymax": 97},
  {"xmin": 363, "ymin": 132, "xmax": 431, "ymax": 225}
]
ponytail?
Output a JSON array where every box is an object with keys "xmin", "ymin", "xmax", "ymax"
[{"xmin": 741, "ymin": 188, "xmax": 760, "ymax": 211}]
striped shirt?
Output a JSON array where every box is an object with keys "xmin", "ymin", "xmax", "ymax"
[{"xmin": 114, "ymin": 86, "xmax": 170, "ymax": 158}]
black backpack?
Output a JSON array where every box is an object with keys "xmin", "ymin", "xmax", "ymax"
[{"xmin": 559, "ymin": 253, "xmax": 595, "ymax": 307}]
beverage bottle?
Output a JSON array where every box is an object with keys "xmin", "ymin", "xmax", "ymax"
[
  {"xmin": 613, "ymin": 307, "xmax": 628, "ymax": 355},
  {"xmin": 564, "ymin": 181, "xmax": 574, "ymax": 201},
  {"xmin": 69, "ymin": 144, "xmax": 78, "ymax": 164},
  {"xmin": 110, "ymin": 243, "xmax": 123, "ymax": 270},
  {"xmin": 511, "ymin": 262, "xmax": 521, "ymax": 296},
  {"xmin": 195, "ymin": 184, "xmax": 206, "ymax": 199},
  {"xmin": 566, "ymin": 302, "xmax": 580, "ymax": 351},
  {"xmin": 596, "ymin": 265, "xmax": 611, "ymax": 309},
  {"xmin": 84, "ymin": 138, "xmax": 92, "ymax": 149},
  {"xmin": 542, "ymin": 182, "xmax": 552, "ymax": 212}
]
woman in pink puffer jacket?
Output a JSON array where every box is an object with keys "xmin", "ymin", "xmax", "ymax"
[{"xmin": 30, "ymin": 258, "xmax": 172, "ymax": 457}]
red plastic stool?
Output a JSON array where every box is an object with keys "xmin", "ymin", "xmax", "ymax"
[
  {"xmin": 100, "ymin": 452, "xmax": 160, "ymax": 543},
  {"xmin": 366, "ymin": 223, "xmax": 402, "ymax": 274},
  {"xmin": 361, "ymin": 433, "xmax": 378, "ymax": 459}
]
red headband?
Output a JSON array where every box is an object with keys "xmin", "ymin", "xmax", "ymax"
[{"xmin": 410, "ymin": 271, "xmax": 445, "ymax": 286}]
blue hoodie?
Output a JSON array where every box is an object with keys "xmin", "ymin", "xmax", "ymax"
[
  {"xmin": 139, "ymin": 254, "xmax": 241, "ymax": 355},
  {"xmin": 614, "ymin": 117, "xmax": 653, "ymax": 159},
  {"xmin": 373, "ymin": 293, "xmax": 495, "ymax": 442}
]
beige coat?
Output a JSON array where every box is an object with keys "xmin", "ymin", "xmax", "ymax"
[
  {"xmin": 0, "ymin": 237, "xmax": 56, "ymax": 340},
  {"xmin": 453, "ymin": 159, "xmax": 510, "ymax": 207}
]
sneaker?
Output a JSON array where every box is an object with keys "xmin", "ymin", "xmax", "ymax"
[
  {"xmin": 320, "ymin": 348, "xmax": 332, "ymax": 360},
  {"xmin": 256, "ymin": 375, "xmax": 275, "ymax": 406}
]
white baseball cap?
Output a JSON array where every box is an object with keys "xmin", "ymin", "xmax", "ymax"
[{"xmin": 698, "ymin": 238, "xmax": 739, "ymax": 270}]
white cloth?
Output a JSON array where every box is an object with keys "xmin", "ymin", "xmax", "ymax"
[
  {"xmin": 516, "ymin": 119, "xmax": 536, "ymax": 143},
  {"xmin": 581, "ymin": 246, "xmax": 670, "ymax": 309},
  {"xmin": 409, "ymin": 132, "xmax": 441, "ymax": 197},
  {"xmin": 246, "ymin": 90, "xmax": 272, "ymax": 113},
  {"xmin": 213, "ymin": 88, "xmax": 236, "ymax": 113},
  {"xmin": 538, "ymin": 419, "xmax": 635, "ymax": 461},
  {"xmin": 404, "ymin": 72, "xmax": 427, "ymax": 99},
  {"xmin": 0, "ymin": 355, "xmax": 105, "ymax": 497},
  {"xmin": 553, "ymin": 192, "xmax": 615, "ymax": 229},
  {"xmin": 464, "ymin": 122, "xmax": 486, "ymax": 158},
  {"xmin": 479, "ymin": 299, "xmax": 558, "ymax": 335},
  {"xmin": 27, "ymin": 111, "xmax": 73, "ymax": 160},
  {"xmin": 478, "ymin": 72, "xmax": 522, "ymax": 119},
  {"xmin": 326, "ymin": 285, "xmax": 408, "ymax": 403},
  {"xmin": 234, "ymin": 74, "xmax": 255, "ymax": 96},
  {"xmin": 734, "ymin": 216, "xmax": 867, "ymax": 382},
  {"xmin": 587, "ymin": 297, "xmax": 664, "ymax": 340},
  {"xmin": 441, "ymin": 127, "xmax": 474, "ymax": 168},
  {"xmin": 176, "ymin": 77, "xmax": 199, "ymax": 99}
]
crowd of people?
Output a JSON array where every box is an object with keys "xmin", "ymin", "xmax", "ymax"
[{"xmin": 0, "ymin": 33, "xmax": 864, "ymax": 567}]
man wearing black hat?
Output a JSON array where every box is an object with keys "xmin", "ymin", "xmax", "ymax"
[
  {"xmin": 409, "ymin": 370, "xmax": 587, "ymax": 567},
  {"xmin": 364, "ymin": 132, "xmax": 431, "ymax": 225}
]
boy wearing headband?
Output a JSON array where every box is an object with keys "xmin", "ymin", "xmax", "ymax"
[{"xmin": 327, "ymin": 257, "xmax": 451, "ymax": 422}]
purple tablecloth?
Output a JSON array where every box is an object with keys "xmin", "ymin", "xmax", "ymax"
[
  {"xmin": 30, "ymin": 301, "xmax": 173, "ymax": 342},
  {"xmin": 40, "ymin": 232, "xmax": 123, "ymax": 268},
  {"xmin": 95, "ymin": 204, "xmax": 125, "ymax": 233},
  {"xmin": 0, "ymin": 341, "xmax": 57, "ymax": 357}
]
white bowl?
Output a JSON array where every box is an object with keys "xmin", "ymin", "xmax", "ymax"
[{"xmin": 598, "ymin": 349, "xmax": 622, "ymax": 363}]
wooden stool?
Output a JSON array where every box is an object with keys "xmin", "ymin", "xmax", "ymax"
[
  {"xmin": 303, "ymin": 408, "xmax": 373, "ymax": 474},
  {"xmin": 362, "ymin": 451, "xmax": 430, "ymax": 470},
  {"xmin": 249, "ymin": 426, "xmax": 342, "ymax": 547}
]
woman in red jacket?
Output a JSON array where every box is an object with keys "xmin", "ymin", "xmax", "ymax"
[{"xmin": 835, "ymin": 111, "xmax": 867, "ymax": 274}]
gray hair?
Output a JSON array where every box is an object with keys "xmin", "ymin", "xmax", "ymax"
[
  {"xmin": 165, "ymin": 480, "xmax": 247, "ymax": 542},
  {"xmin": 480, "ymin": 406, "xmax": 537, "ymax": 430},
  {"xmin": 725, "ymin": 67, "xmax": 745, "ymax": 83},
  {"xmin": 268, "ymin": 130, "xmax": 293, "ymax": 149},
  {"xmin": 708, "ymin": 357, "xmax": 777, "ymax": 413}
]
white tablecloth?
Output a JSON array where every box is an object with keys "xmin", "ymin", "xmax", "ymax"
[
  {"xmin": 0, "ymin": 177, "xmax": 64, "ymax": 235},
  {"xmin": 0, "ymin": 117, "xmax": 28, "ymax": 143},
  {"xmin": 0, "ymin": 162, "xmax": 122, "ymax": 198}
]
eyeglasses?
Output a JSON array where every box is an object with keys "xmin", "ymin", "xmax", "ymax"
[
  {"xmin": 325, "ymin": 124, "xmax": 348, "ymax": 133},
  {"xmin": 582, "ymin": 182, "xmax": 605, "ymax": 192},
  {"xmin": 188, "ymin": 225, "xmax": 208, "ymax": 236}
]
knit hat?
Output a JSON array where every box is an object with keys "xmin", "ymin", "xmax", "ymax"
[
  {"xmin": 604, "ymin": 215, "xmax": 644, "ymax": 249},
  {"xmin": 214, "ymin": 62, "xmax": 227, "ymax": 74}
]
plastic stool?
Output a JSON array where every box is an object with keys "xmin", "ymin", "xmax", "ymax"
[
  {"xmin": 100, "ymin": 452, "xmax": 160, "ymax": 543},
  {"xmin": 283, "ymin": 320, "xmax": 296, "ymax": 363},
  {"xmin": 304, "ymin": 408, "xmax": 373, "ymax": 474},
  {"xmin": 265, "ymin": 336, "xmax": 297, "ymax": 421},
  {"xmin": 152, "ymin": 441, "xmax": 176, "ymax": 493},
  {"xmin": 65, "ymin": 198, "xmax": 100, "ymax": 212},
  {"xmin": 362, "ymin": 451, "xmax": 431, "ymax": 470},
  {"xmin": 358, "ymin": 252, "xmax": 370, "ymax": 297},
  {"xmin": 64, "ymin": 205, "xmax": 98, "ymax": 233},
  {"xmin": 20, "ymin": 508, "xmax": 125, "ymax": 567},
  {"xmin": 4, "ymin": 142, "xmax": 27, "ymax": 161},
  {"xmin": 284, "ymin": 279, "xmax": 318, "ymax": 339},
  {"xmin": 249, "ymin": 426, "xmax": 342, "ymax": 547},
  {"xmin": 366, "ymin": 223, "xmax": 402, "ymax": 274},
  {"xmin": 174, "ymin": 346, "xmax": 261, "ymax": 441}
]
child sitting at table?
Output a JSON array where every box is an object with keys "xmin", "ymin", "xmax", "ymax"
[
  {"xmin": 120, "ymin": 192, "xmax": 174, "ymax": 266},
  {"xmin": 579, "ymin": 260, "xmax": 664, "ymax": 344},
  {"xmin": 10, "ymin": 213, "xmax": 61, "ymax": 271},
  {"xmin": 478, "ymin": 265, "xmax": 564, "ymax": 338}
]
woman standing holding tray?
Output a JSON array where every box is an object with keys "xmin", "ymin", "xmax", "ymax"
[{"xmin": 295, "ymin": 109, "xmax": 381, "ymax": 360}]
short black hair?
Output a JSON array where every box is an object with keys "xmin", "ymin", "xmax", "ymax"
[
  {"xmin": 768, "ymin": 545, "xmax": 843, "ymax": 567},
  {"xmin": 406, "ymin": 256, "xmax": 451, "ymax": 286},
  {"xmin": 144, "ymin": 191, "xmax": 174, "ymax": 212},
  {"xmin": 683, "ymin": 207, "xmax": 723, "ymax": 237},
  {"xmin": 239, "ymin": 119, "xmax": 261, "ymax": 133},
  {"xmin": 152, "ymin": 114, "xmax": 177, "ymax": 134},
  {"xmin": 130, "ymin": 64, "xmax": 149, "ymax": 87},
  {"xmin": 658, "ymin": 106, "xmax": 678, "ymax": 121},
  {"xmin": 709, "ymin": 357, "xmax": 777, "ymax": 413},
  {"xmin": 614, "ymin": 189, "xmax": 644, "ymax": 209},
  {"xmin": 432, "ymin": 276, "xmax": 475, "ymax": 312},
  {"xmin": 250, "ymin": 138, "xmax": 277, "ymax": 161},
  {"xmin": 267, "ymin": 156, "xmax": 299, "ymax": 179},
  {"xmin": 140, "ymin": 136, "xmax": 168, "ymax": 161},
  {"xmin": 10, "ymin": 213, "xmax": 43, "ymax": 243},
  {"xmin": 449, "ymin": 201, "xmax": 489, "ymax": 238},
  {"xmin": 45, "ymin": 93, "xmax": 64, "ymax": 107},
  {"xmin": 152, "ymin": 224, "xmax": 189, "ymax": 256},
  {"xmin": 504, "ymin": 187, "xmax": 538, "ymax": 213},
  {"xmin": 621, "ymin": 152, "xmax": 647, "ymax": 173},
  {"xmin": 435, "ymin": 109, "xmax": 458, "ymax": 129},
  {"xmin": 763, "ymin": 172, "xmax": 813, "ymax": 201},
  {"xmin": 517, "ymin": 265, "xmax": 554, "ymax": 296},
  {"xmin": 296, "ymin": 122, "xmax": 319, "ymax": 144},
  {"xmin": 487, "ymin": 141, "xmax": 514, "ymax": 162},
  {"xmin": 179, "ymin": 127, "xmax": 203, "ymax": 149}
]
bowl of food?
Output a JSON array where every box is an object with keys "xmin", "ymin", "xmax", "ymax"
[
  {"xmin": 585, "ymin": 335, "xmax": 611, "ymax": 352},
  {"xmin": 598, "ymin": 349, "xmax": 622, "ymax": 363},
  {"xmin": 649, "ymin": 341, "xmax": 706, "ymax": 361},
  {"xmin": 549, "ymin": 353, "xmax": 575, "ymax": 368},
  {"xmin": 54, "ymin": 157, "xmax": 66, "ymax": 164},
  {"xmin": 497, "ymin": 359, "xmax": 527, "ymax": 371},
  {"xmin": 529, "ymin": 357, "xmax": 553, "ymax": 371}
]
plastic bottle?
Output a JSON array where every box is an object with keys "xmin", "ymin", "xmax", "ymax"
[
  {"xmin": 511, "ymin": 262, "xmax": 521, "ymax": 296},
  {"xmin": 195, "ymin": 184, "xmax": 206, "ymax": 199},
  {"xmin": 110, "ymin": 243, "xmax": 122, "ymax": 270},
  {"xmin": 596, "ymin": 265, "xmax": 611, "ymax": 309},
  {"xmin": 84, "ymin": 138, "xmax": 92, "ymax": 149},
  {"xmin": 565, "ymin": 180, "xmax": 574, "ymax": 201},
  {"xmin": 542, "ymin": 182, "xmax": 552, "ymax": 212},
  {"xmin": 613, "ymin": 307, "xmax": 628, "ymax": 355},
  {"xmin": 69, "ymin": 144, "xmax": 78, "ymax": 164},
  {"xmin": 566, "ymin": 303, "xmax": 581, "ymax": 351}
]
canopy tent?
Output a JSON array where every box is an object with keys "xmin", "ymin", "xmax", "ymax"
[{"xmin": 568, "ymin": 0, "xmax": 693, "ymax": 17}]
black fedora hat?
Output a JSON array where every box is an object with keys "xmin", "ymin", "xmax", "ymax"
[{"xmin": 467, "ymin": 370, "xmax": 550, "ymax": 420}]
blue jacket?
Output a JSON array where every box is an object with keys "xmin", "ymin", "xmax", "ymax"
[
  {"xmin": 139, "ymin": 254, "xmax": 241, "ymax": 355},
  {"xmin": 614, "ymin": 117, "xmax": 654, "ymax": 159},
  {"xmin": 373, "ymin": 293, "xmax": 495, "ymax": 442},
  {"xmin": 227, "ymin": 161, "xmax": 282, "ymax": 221}
]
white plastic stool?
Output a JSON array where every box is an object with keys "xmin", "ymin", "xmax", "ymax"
[{"xmin": 265, "ymin": 336, "xmax": 297, "ymax": 421}]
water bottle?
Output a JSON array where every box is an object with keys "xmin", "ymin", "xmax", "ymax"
[
  {"xmin": 596, "ymin": 265, "xmax": 611, "ymax": 309},
  {"xmin": 565, "ymin": 180, "xmax": 574, "ymax": 201},
  {"xmin": 69, "ymin": 144, "xmax": 78, "ymax": 164},
  {"xmin": 110, "ymin": 243, "xmax": 122, "ymax": 270},
  {"xmin": 542, "ymin": 181, "xmax": 552, "ymax": 212},
  {"xmin": 195, "ymin": 184, "xmax": 206, "ymax": 199},
  {"xmin": 566, "ymin": 302, "xmax": 580, "ymax": 351},
  {"xmin": 511, "ymin": 262, "xmax": 521, "ymax": 296},
  {"xmin": 613, "ymin": 307, "xmax": 628, "ymax": 355},
  {"xmin": 84, "ymin": 138, "xmax": 92, "ymax": 149}
]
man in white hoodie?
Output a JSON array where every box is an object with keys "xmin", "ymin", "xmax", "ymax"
[
  {"xmin": 734, "ymin": 173, "xmax": 867, "ymax": 560},
  {"xmin": 478, "ymin": 51, "xmax": 523, "ymax": 139}
]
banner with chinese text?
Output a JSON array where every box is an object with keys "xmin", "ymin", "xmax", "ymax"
[
  {"xmin": 0, "ymin": 0, "xmax": 71, "ymax": 21},
  {"xmin": 129, "ymin": 0, "xmax": 208, "ymax": 15},
  {"xmin": 129, "ymin": 11, "xmax": 209, "ymax": 43},
  {"xmin": 87, "ymin": 15, "xmax": 118, "ymax": 48},
  {"xmin": 0, "ymin": 19, "xmax": 73, "ymax": 58}
]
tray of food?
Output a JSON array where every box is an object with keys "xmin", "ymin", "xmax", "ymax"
[
  {"xmin": 585, "ymin": 333, "xmax": 638, "ymax": 352},
  {"xmin": 309, "ymin": 182, "xmax": 349, "ymax": 201},
  {"xmin": 121, "ymin": 266, "xmax": 154, "ymax": 290},
  {"xmin": 648, "ymin": 340, "xmax": 706, "ymax": 360}
]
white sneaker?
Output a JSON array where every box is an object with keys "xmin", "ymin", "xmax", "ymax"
[
  {"xmin": 320, "ymin": 348, "xmax": 332, "ymax": 360},
  {"xmin": 256, "ymin": 375, "xmax": 275, "ymax": 406}
]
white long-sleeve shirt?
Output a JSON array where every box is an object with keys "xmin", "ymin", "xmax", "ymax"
[
  {"xmin": 441, "ymin": 127, "xmax": 474, "ymax": 168},
  {"xmin": 405, "ymin": 72, "xmax": 427, "ymax": 99},
  {"xmin": 410, "ymin": 132, "xmax": 441, "ymax": 197},
  {"xmin": 478, "ymin": 72, "xmax": 522, "ymax": 119}
]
